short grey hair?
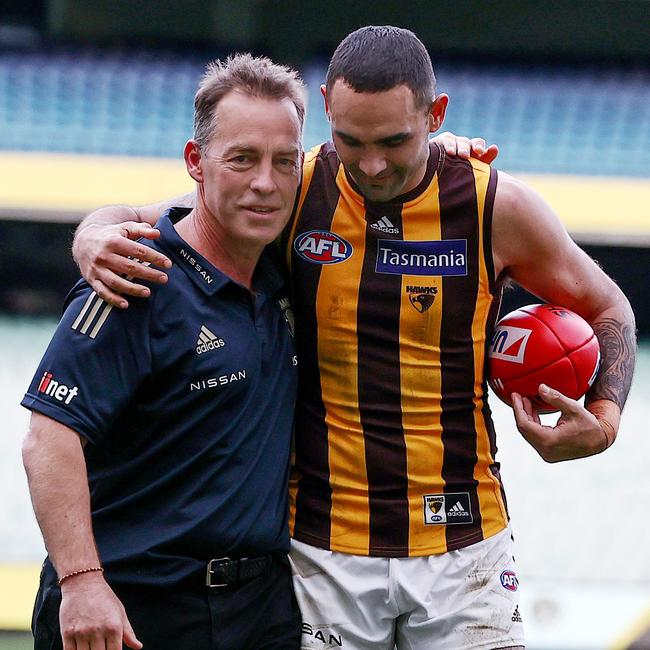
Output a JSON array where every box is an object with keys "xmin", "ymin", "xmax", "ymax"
[{"xmin": 193, "ymin": 53, "xmax": 306, "ymax": 149}]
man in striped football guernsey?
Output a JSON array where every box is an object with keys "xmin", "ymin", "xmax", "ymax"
[{"xmin": 71, "ymin": 26, "xmax": 636, "ymax": 650}]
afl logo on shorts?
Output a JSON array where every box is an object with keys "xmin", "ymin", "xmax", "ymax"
[
  {"xmin": 500, "ymin": 570, "xmax": 519, "ymax": 592},
  {"xmin": 294, "ymin": 230, "xmax": 353, "ymax": 265}
]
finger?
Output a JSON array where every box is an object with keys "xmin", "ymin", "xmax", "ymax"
[
  {"xmin": 122, "ymin": 614, "xmax": 143, "ymax": 650},
  {"xmin": 443, "ymin": 136, "xmax": 472, "ymax": 159},
  {"xmin": 88, "ymin": 279, "xmax": 130, "ymax": 310},
  {"xmin": 512, "ymin": 395, "xmax": 548, "ymax": 450},
  {"xmin": 511, "ymin": 393, "xmax": 533, "ymax": 430},
  {"xmin": 469, "ymin": 138, "xmax": 487, "ymax": 157},
  {"xmin": 119, "ymin": 222, "xmax": 161, "ymax": 242},
  {"xmin": 88, "ymin": 632, "xmax": 107, "ymax": 650},
  {"xmin": 94, "ymin": 269, "xmax": 152, "ymax": 300},
  {"xmin": 102, "ymin": 253, "xmax": 169, "ymax": 285},
  {"xmin": 476, "ymin": 144, "xmax": 499, "ymax": 164},
  {"xmin": 108, "ymin": 235, "xmax": 172, "ymax": 270},
  {"xmin": 106, "ymin": 625, "xmax": 125, "ymax": 650},
  {"xmin": 62, "ymin": 630, "xmax": 78, "ymax": 650},
  {"xmin": 522, "ymin": 396, "xmax": 541, "ymax": 424},
  {"xmin": 537, "ymin": 384, "xmax": 581, "ymax": 415}
]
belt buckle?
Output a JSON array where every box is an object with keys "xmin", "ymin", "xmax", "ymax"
[{"xmin": 206, "ymin": 557, "xmax": 231, "ymax": 588}]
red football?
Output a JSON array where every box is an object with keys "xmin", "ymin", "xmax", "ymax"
[{"xmin": 487, "ymin": 304, "xmax": 600, "ymax": 411}]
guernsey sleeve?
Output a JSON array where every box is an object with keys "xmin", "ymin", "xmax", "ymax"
[{"xmin": 21, "ymin": 281, "xmax": 153, "ymax": 445}]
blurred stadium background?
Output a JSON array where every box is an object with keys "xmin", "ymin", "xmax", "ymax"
[{"xmin": 1, "ymin": 2, "xmax": 649, "ymax": 648}]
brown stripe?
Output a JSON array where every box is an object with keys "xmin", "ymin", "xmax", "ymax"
[
  {"xmin": 482, "ymin": 167, "xmax": 508, "ymax": 514},
  {"xmin": 358, "ymin": 200, "xmax": 409, "ymax": 556},
  {"xmin": 438, "ymin": 157, "xmax": 483, "ymax": 550},
  {"xmin": 483, "ymin": 167, "xmax": 499, "ymax": 291},
  {"xmin": 484, "ymin": 293, "xmax": 509, "ymax": 514},
  {"xmin": 291, "ymin": 150, "xmax": 341, "ymax": 546}
]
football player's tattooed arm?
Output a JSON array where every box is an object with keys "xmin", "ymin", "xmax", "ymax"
[
  {"xmin": 587, "ymin": 316, "xmax": 636, "ymax": 411},
  {"xmin": 72, "ymin": 192, "xmax": 196, "ymax": 309},
  {"xmin": 493, "ymin": 172, "xmax": 636, "ymax": 462},
  {"xmin": 582, "ymin": 309, "xmax": 637, "ymax": 447},
  {"xmin": 22, "ymin": 413, "xmax": 142, "ymax": 649}
]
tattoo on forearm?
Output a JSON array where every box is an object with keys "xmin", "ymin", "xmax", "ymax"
[{"xmin": 587, "ymin": 317, "xmax": 637, "ymax": 409}]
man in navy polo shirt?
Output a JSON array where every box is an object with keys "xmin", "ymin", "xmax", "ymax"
[{"xmin": 21, "ymin": 54, "xmax": 304, "ymax": 650}]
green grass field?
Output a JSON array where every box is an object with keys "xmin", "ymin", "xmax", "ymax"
[{"xmin": 0, "ymin": 633, "xmax": 32, "ymax": 650}]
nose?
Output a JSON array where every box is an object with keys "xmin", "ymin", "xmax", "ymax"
[
  {"xmin": 250, "ymin": 161, "xmax": 276, "ymax": 194},
  {"xmin": 358, "ymin": 151, "xmax": 387, "ymax": 177}
]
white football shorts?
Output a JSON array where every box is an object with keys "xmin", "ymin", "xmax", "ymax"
[{"xmin": 290, "ymin": 526, "xmax": 525, "ymax": 650}]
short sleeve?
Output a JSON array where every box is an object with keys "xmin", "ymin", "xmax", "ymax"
[{"xmin": 21, "ymin": 282, "xmax": 153, "ymax": 445}]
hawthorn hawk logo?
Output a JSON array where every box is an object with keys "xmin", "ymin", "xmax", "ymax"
[
  {"xmin": 409, "ymin": 293, "xmax": 436, "ymax": 313},
  {"xmin": 406, "ymin": 285, "xmax": 438, "ymax": 313}
]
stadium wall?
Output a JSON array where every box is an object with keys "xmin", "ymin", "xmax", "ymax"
[{"xmin": 47, "ymin": 0, "xmax": 650, "ymax": 63}]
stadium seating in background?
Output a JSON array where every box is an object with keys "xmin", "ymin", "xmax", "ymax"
[{"xmin": 0, "ymin": 48, "xmax": 649, "ymax": 177}]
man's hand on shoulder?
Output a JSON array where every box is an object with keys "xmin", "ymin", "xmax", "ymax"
[
  {"xmin": 511, "ymin": 385, "xmax": 617, "ymax": 462},
  {"xmin": 73, "ymin": 221, "xmax": 172, "ymax": 309},
  {"xmin": 433, "ymin": 131, "xmax": 499, "ymax": 164}
]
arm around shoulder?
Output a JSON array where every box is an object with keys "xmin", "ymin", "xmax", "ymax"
[{"xmin": 71, "ymin": 193, "xmax": 196, "ymax": 308}]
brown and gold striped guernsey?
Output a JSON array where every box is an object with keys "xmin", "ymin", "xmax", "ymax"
[{"xmin": 286, "ymin": 140, "xmax": 508, "ymax": 557}]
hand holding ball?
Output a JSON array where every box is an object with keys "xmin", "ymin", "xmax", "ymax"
[{"xmin": 488, "ymin": 304, "xmax": 600, "ymax": 412}]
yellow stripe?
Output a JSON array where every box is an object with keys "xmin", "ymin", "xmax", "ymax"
[
  {"xmin": 288, "ymin": 147, "xmax": 325, "ymax": 534},
  {"xmin": 470, "ymin": 160, "xmax": 509, "ymax": 537},
  {"xmin": 0, "ymin": 152, "xmax": 192, "ymax": 213},
  {"xmin": 286, "ymin": 146, "xmax": 319, "ymax": 271},
  {"xmin": 319, "ymin": 167, "xmax": 369, "ymax": 553},
  {"xmin": 0, "ymin": 563, "xmax": 41, "ymax": 630},
  {"xmin": 518, "ymin": 172, "xmax": 650, "ymax": 237},
  {"xmin": 400, "ymin": 174, "xmax": 447, "ymax": 554},
  {"xmin": 1, "ymin": 151, "xmax": 647, "ymax": 240}
]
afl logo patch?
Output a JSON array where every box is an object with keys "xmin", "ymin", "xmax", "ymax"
[
  {"xmin": 294, "ymin": 230, "xmax": 353, "ymax": 265},
  {"xmin": 500, "ymin": 570, "xmax": 518, "ymax": 592}
]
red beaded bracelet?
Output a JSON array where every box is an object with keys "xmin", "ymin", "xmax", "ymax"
[{"xmin": 57, "ymin": 566, "xmax": 104, "ymax": 586}]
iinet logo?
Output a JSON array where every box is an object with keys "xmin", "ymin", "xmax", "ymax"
[{"xmin": 37, "ymin": 372, "xmax": 79, "ymax": 405}]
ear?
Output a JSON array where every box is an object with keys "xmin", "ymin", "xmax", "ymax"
[
  {"xmin": 184, "ymin": 140, "xmax": 203, "ymax": 183},
  {"xmin": 428, "ymin": 93, "xmax": 449, "ymax": 134},
  {"xmin": 320, "ymin": 84, "xmax": 331, "ymax": 119}
]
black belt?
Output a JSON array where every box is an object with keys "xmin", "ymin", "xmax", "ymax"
[{"xmin": 205, "ymin": 555, "xmax": 272, "ymax": 588}]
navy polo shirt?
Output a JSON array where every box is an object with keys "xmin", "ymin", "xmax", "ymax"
[{"xmin": 22, "ymin": 208, "xmax": 298, "ymax": 587}]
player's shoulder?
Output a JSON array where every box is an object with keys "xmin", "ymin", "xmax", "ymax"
[
  {"xmin": 304, "ymin": 141, "xmax": 339, "ymax": 168},
  {"xmin": 493, "ymin": 170, "xmax": 545, "ymax": 217},
  {"xmin": 437, "ymin": 145, "xmax": 493, "ymax": 179},
  {"xmin": 62, "ymin": 257, "xmax": 164, "ymax": 330}
]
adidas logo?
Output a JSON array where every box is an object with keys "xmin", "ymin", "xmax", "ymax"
[
  {"xmin": 196, "ymin": 325, "xmax": 225, "ymax": 355},
  {"xmin": 447, "ymin": 501, "xmax": 467, "ymax": 517},
  {"xmin": 512, "ymin": 605, "xmax": 522, "ymax": 623},
  {"xmin": 370, "ymin": 216, "xmax": 399, "ymax": 234}
]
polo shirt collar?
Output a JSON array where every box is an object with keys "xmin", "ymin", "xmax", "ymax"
[{"xmin": 155, "ymin": 208, "xmax": 284, "ymax": 298}]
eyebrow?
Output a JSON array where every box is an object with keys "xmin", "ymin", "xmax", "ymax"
[
  {"xmin": 334, "ymin": 130, "xmax": 411, "ymax": 146},
  {"xmin": 224, "ymin": 145, "xmax": 301, "ymax": 157}
]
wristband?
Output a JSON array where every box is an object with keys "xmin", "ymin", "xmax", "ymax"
[{"xmin": 57, "ymin": 566, "xmax": 104, "ymax": 586}]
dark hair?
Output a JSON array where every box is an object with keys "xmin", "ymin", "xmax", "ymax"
[
  {"xmin": 194, "ymin": 53, "xmax": 306, "ymax": 149},
  {"xmin": 326, "ymin": 26, "xmax": 436, "ymax": 110}
]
